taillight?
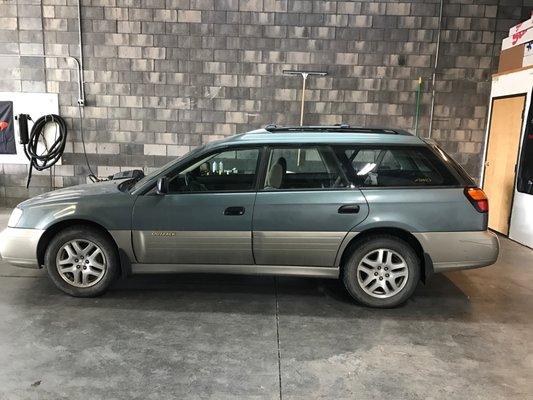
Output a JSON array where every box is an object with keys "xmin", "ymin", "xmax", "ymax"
[{"xmin": 464, "ymin": 187, "xmax": 488, "ymax": 213}]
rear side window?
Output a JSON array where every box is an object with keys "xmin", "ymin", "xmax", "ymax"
[
  {"xmin": 335, "ymin": 146, "xmax": 459, "ymax": 187},
  {"xmin": 264, "ymin": 146, "xmax": 348, "ymax": 190}
]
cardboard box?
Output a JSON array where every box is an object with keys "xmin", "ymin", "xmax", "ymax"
[
  {"xmin": 509, "ymin": 15, "xmax": 533, "ymax": 36},
  {"xmin": 524, "ymin": 41, "xmax": 533, "ymax": 67},
  {"xmin": 502, "ymin": 27, "xmax": 533, "ymax": 50},
  {"xmin": 498, "ymin": 44, "xmax": 525, "ymax": 73}
]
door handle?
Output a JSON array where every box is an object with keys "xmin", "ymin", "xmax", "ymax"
[
  {"xmin": 224, "ymin": 206, "xmax": 245, "ymax": 216},
  {"xmin": 338, "ymin": 204, "xmax": 360, "ymax": 214}
]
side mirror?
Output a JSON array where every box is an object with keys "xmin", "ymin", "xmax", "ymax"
[{"xmin": 156, "ymin": 177, "xmax": 169, "ymax": 195}]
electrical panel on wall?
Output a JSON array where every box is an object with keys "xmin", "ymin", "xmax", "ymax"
[{"xmin": 0, "ymin": 92, "xmax": 59, "ymax": 165}]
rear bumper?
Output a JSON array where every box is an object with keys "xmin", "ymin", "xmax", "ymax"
[
  {"xmin": 414, "ymin": 230, "xmax": 499, "ymax": 273},
  {"xmin": 0, "ymin": 227, "xmax": 44, "ymax": 268}
]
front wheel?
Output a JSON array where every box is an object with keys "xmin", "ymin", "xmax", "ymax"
[
  {"xmin": 44, "ymin": 226, "xmax": 119, "ymax": 297},
  {"xmin": 342, "ymin": 235, "xmax": 420, "ymax": 308}
]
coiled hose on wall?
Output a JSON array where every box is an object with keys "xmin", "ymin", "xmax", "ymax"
[{"xmin": 21, "ymin": 114, "xmax": 68, "ymax": 188}]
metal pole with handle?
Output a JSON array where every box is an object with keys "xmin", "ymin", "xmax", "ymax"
[
  {"xmin": 283, "ymin": 70, "xmax": 328, "ymax": 126},
  {"xmin": 299, "ymin": 72, "xmax": 308, "ymax": 126}
]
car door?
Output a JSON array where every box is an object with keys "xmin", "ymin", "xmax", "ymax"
[
  {"xmin": 335, "ymin": 144, "xmax": 483, "ymax": 232},
  {"xmin": 132, "ymin": 147, "xmax": 261, "ymax": 265},
  {"xmin": 252, "ymin": 145, "xmax": 369, "ymax": 267}
]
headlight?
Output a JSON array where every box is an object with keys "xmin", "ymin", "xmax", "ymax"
[{"xmin": 7, "ymin": 208, "xmax": 22, "ymax": 227}]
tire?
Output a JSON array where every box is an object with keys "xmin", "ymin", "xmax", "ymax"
[
  {"xmin": 342, "ymin": 235, "xmax": 420, "ymax": 308},
  {"xmin": 44, "ymin": 226, "xmax": 119, "ymax": 297}
]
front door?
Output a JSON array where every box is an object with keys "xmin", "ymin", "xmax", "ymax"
[
  {"xmin": 132, "ymin": 147, "xmax": 261, "ymax": 264},
  {"xmin": 483, "ymin": 95, "xmax": 526, "ymax": 235},
  {"xmin": 252, "ymin": 145, "xmax": 369, "ymax": 267}
]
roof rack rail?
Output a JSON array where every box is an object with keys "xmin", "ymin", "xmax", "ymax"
[{"xmin": 263, "ymin": 124, "xmax": 410, "ymax": 135}]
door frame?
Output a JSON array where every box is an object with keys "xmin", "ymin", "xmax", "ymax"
[{"xmin": 481, "ymin": 93, "xmax": 527, "ymax": 236}]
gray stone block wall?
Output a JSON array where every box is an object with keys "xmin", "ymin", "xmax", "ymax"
[{"xmin": 0, "ymin": 0, "xmax": 531, "ymax": 206}]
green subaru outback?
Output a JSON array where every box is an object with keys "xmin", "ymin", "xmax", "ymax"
[{"xmin": 0, "ymin": 125, "xmax": 499, "ymax": 307}]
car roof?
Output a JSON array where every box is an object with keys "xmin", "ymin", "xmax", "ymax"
[{"xmin": 208, "ymin": 126, "xmax": 426, "ymax": 148}]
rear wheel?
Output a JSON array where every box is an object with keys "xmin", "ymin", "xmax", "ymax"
[
  {"xmin": 342, "ymin": 235, "xmax": 420, "ymax": 308},
  {"xmin": 44, "ymin": 226, "xmax": 119, "ymax": 297}
]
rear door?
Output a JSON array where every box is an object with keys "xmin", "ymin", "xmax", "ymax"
[
  {"xmin": 252, "ymin": 145, "xmax": 369, "ymax": 267},
  {"xmin": 334, "ymin": 145, "xmax": 484, "ymax": 232}
]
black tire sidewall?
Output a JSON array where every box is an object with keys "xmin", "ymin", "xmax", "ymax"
[
  {"xmin": 342, "ymin": 236, "xmax": 420, "ymax": 308},
  {"xmin": 44, "ymin": 226, "xmax": 119, "ymax": 297}
]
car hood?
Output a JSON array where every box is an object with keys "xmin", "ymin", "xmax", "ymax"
[{"xmin": 18, "ymin": 180, "xmax": 127, "ymax": 209}]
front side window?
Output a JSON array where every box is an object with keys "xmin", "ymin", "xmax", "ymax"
[
  {"xmin": 336, "ymin": 146, "xmax": 458, "ymax": 187},
  {"xmin": 263, "ymin": 146, "xmax": 347, "ymax": 190},
  {"xmin": 131, "ymin": 145, "xmax": 206, "ymax": 192},
  {"xmin": 168, "ymin": 148, "xmax": 260, "ymax": 193}
]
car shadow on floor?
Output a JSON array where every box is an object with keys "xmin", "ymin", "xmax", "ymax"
[
  {"xmin": 12, "ymin": 268, "xmax": 524, "ymax": 323},
  {"xmin": 57, "ymin": 272, "xmax": 482, "ymax": 320}
]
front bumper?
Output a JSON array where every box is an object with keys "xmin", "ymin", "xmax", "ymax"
[
  {"xmin": 414, "ymin": 230, "xmax": 499, "ymax": 273},
  {"xmin": 0, "ymin": 227, "xmax": 44, "ymax": 268}
]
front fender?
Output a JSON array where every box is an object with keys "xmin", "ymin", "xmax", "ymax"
[{"xmin": 16, "ymin": 194, "xmax": 135, "ymax": 231}]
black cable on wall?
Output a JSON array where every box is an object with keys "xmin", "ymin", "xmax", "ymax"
[{"xmin": 20, "ymin": 114, "xmax": 68, "ymax": 188}]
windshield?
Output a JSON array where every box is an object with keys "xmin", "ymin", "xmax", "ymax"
[{"xmin": 129, "ymin": 145, "xmax": 205, "ymax": 192}]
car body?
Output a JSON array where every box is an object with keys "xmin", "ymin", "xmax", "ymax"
[{"xmin": 0, "ymin": 125, "xmax": 499, "ymax": 307}]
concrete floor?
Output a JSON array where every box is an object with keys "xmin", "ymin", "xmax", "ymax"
[{"xmin": 0, "ymin": 208, "xmax": 532, "ymax": 400}]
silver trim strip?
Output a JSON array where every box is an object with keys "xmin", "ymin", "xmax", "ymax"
[
  {"xmin": 132, "ymin": 230, "xmax": 254, "ymax": 264},
  {"xmin": 0, "ymin": 227, "xmax": 44, "ymax": 268},
  {"xmin": 131, "ymin": 263, "xmax": 340, "ymax": 278},
  {"xmin": 413, "ymin": 230, "xmax": 499, "ymax": 273},
  {"xmin": 253, "ymin": 231, "xmax": 346, "ymax": 266},
  {"xmin": 432, "ymin": 259, "xmax": 498, "ymax": 272}
]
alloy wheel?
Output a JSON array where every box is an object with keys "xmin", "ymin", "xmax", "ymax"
[
  {"xmin": 356, "ymin": 248, "xmax": 409, "ymax": 298},
  {"xmin": 56, "ymin": 239, "xmax": 107, "ymax": 288}
]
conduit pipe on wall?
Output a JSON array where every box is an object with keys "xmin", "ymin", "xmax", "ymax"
[
  {"xmin": 414, "ymin": 77, "xmax": 422, "ymax": 136},
  {"xmin": 428, "ymin": 0, "xmax": 444, "ymax": 138},
  {"xmin": 0, "ymin": 54, "xmax": 84, "ymax": 106},
  {"xmin": 0, "ymin": 0, "xmax": 86, "ymax": 106},
  {"xmin": 0, "ymin": 52, "xmax": 98, "ymax": 180},
  {"xmin": 76, "ymin": 0, "xmax": 85, "ymax": 105}
]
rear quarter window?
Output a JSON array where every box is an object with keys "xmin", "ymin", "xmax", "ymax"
[{"xmin": 334, "ymin": 145, "xmax": 460, "ymax": 187}]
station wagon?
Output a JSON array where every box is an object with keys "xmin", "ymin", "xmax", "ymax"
[{"xmin": 0, "ymin": 125, "xmax": 499, "ymax": 307}]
